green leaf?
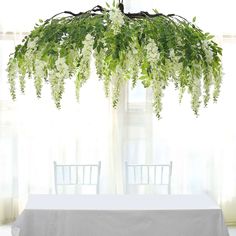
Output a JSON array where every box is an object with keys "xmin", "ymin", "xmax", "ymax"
[{"xmin": 153, "ymin": 9, "xmax": 159, "ymax": 14}]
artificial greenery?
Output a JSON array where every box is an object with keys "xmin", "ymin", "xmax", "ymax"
[{"xmin": 7, "ymin": 2, "xmax": 222, "ymax": 118}]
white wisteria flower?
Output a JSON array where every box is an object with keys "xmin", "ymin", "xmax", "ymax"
[
  {"xmin": 168, "ymin": 48, "xmax": 182, "ymax": 78},
  {"xmin": 78, "ymin": 34, "xmax": 94, "ymax": 79},
  {"xmin": 47, "ymin": 56, "xmax": 70, "ymax": 107},
  {"xmin": 112, "ymin": 64, "xmax": 124, "ymax": 107},
  {"xmin": 27, "ymin": 37, "xmax": 39, "ymax": 50},
  {"xmin": 49, "ymin": 71, "xmax": 65, "ymax": 108},
  {"xmin": 25, "ymin": 37, "xmax": 39, "ymax": 71},
  {"xmin": 125, "ymin": 43, "xmax": 140, "ymax": 86},
  {"xmin": 55, "ymin": 57, "xmax": 69, "ymax": 78},
  {"xmin": 82, "ymin": 34, "xmax": 94, "ymax": 55},
  {"xmin": 94, "ymin": 48, "xmax": 105, "ymax": 78},
  {"xmin": 75, "ymin": 34, "xmax": 94, "ymax": 100},
  {"xmin": 69, "ymin": 48, "xmax": 81, "ymax": 69},
  {"xmin": 94, "ymin": 41, "xmax": 110, "ymax": 96},
  {"xmin": 7, "ymin": 58, "xmax": 18, "ymax": 99},
  {"xmin": 109, "ymin": 7, "xmax": 124, "ymax": 34},
  {"xmin": 145, "ymin": 38, "xmax": 160, "ymax": 69},
  {"xmin": 34, "ymin": 59, "xmax": 47, "ymax": 97},
  {"xmin": 202, "ymin": 40, "xmax": 213, "ymax": 63},
  {"xmin": 153, "ymin": 79, "xmax": 164, "ymax": 119},
  {"xmin": 35, "ymin": 59, "xmax": 46, "ymax": 79},
  {"xmin": 191, "ymin": 75, "xmax": 202, "ymax": 115}
]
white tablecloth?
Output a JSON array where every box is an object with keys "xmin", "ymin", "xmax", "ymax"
[{"xmin": 12, "ymin": 194, "xmax": 229, "ymax": 236}]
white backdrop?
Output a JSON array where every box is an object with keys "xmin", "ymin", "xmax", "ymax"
[{"xmin": 0, "ymin": 0, "xmax": 236, "ymax": 225}]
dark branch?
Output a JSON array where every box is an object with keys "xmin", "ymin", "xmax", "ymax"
[
  {"xmin": 45, "ymin": 5, "xmax": 178, "ymax": 22},
  {"xmin": 125, "ymin": 12, "xmax": 165, "ymax": 18}
]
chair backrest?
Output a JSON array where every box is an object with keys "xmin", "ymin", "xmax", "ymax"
[
  {"xmin": 125, "ymin": 161, "xmax": 172, "ymax": 194},
  {"xmin": 54, "ymin": 161, "xmax": 101, "ymax": 194}
]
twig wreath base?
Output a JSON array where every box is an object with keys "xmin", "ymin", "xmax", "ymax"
[{"xmin": 7, "ymin": 2, "xmax": 222, "ymax": 118}]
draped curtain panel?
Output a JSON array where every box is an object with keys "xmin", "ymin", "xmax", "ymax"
[{"xmin": 0, "ymin": 0, "xmax": 236, "ymax": 225}]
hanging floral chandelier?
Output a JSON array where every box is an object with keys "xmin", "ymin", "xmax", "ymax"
[{"xmin": 7, "ymin": 1, "xmax": 222, "ymax": 118}]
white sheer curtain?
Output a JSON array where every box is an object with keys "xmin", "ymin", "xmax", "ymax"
[{"xmin": 0, "ymin": 0, "xmax": 236, "ymax": 226}]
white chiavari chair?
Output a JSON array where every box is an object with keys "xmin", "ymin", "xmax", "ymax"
[
  {"xmin": 54, "ymin": 161, "xmax": 101, "ymax": 194},
  {"xmin": 125, "ymin": 161, "xmax": 172, "ymax": 194}
]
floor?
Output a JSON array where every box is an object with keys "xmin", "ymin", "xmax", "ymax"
[{"xmin": 0, "ymin": 225, "xmax": 235, "ymax": 235}]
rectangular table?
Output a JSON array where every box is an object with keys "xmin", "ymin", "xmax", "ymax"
[{"xmin": 12, "ymin": 194, "xmax": 229, "ymax": 236}]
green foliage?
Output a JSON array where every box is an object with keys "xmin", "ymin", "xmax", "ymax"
[{"xmin": 7, "ymin": 5, "xmax": 223, "ymax": 117}]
